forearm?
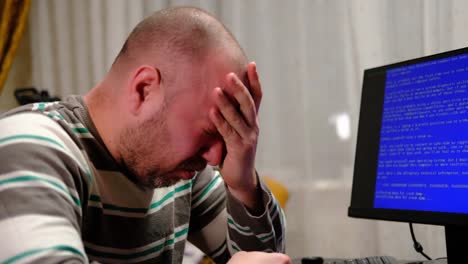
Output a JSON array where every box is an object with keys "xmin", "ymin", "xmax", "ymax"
[
  {"xmin": 225, "ymin": 177, "xmax": 287, "ymax": 253},
  {"xmin": 226, "ymin": 170, "xmax": 265, "ymax": 215},
  {"xmin": 189, "ymin": 168, "xmax": 286, "ymax": 264}
]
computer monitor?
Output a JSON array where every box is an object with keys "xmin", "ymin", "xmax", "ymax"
[{"xmin": 348, "ymin": 47, "xmax": 468, "ymax": 263}]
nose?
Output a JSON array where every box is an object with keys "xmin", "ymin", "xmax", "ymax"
[{"xmin": 201, "ymin": 140, "xmax": 224, "ymax": 166}]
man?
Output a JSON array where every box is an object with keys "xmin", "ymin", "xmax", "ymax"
[{"xmin": 0, "ymin": 6, "xmax": 289, "ymax": 264}]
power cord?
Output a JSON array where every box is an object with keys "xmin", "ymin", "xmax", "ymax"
[{"xmin": 409, "ymin": 223, "xmax": 432, "ymax": 260}]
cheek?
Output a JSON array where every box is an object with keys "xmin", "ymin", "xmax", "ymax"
[
  {"xmin": 174, "ymin": 133, "xmax": 202, "ymax": 157},
  {"xmin": 166, "ymin": 122, "xmax": 203, "ymax": 160},
  {"xmin": 165, "ymin": 107, "xmax": 205, "ymax": 158}
]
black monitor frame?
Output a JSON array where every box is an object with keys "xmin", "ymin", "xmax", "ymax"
[{"xmin": 348, "ymin": 47, "xmax": 468, "ymax": 263}]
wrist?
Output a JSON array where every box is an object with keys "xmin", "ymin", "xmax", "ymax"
[{"xmin": 227, "ymin": 171, "xmax": 264, "ymax": 215}]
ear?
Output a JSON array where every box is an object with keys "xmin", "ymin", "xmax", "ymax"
[{"xmin": 128, "ymin": 65, "xmax": 161, "ymax": 115}]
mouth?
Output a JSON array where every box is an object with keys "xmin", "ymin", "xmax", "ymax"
[
  {"xmin": 173, "ymin": 161, "xmax": 206, "ymax": 180},
  {"xmin": 177, "ymin": 170, "xmax": 197, "ymax": 180}
]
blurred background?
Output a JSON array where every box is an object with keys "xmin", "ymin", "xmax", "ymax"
[{"xmin": 3, "ymin": 0, "xmax": 468, "ymax": 261}]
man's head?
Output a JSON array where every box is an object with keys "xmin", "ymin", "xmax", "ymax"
[{"xmin": 85, "ymin": 7, "xmax": 248, "ymax": 188}]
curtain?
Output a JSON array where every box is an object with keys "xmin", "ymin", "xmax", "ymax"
[
  {"xmin": 0, "ymin": 0, "xmax": 30, "ymax": 94},
  {"xmin": 28, "ymin": 0, "xmax": 468, "ymax": 261}
]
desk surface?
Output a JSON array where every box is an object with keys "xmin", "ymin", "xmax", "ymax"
[{"xmin": 293, "ymin": 257, "xmax": 448, "ymax": 264}]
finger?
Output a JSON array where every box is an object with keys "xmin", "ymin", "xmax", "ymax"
[
  {"xmin": 224, "ymin": 72, "xmax": 257, "ymax": 127},
  {"xmin": 247, "ymin": 62, "xmax": 262, "ymax": 113},
  {"xmin": 213, "ymin": 87, "xmax": 251, "ymax": 139},
  {"xmin": 209, "ymin": 106, "xmax": 241, "ymax": 146}
]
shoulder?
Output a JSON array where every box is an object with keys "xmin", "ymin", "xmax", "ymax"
[
  {"xmin": 1, "ymin": 112, "xmax": 80, "ymax": 154},
  {"xmin": 0, "ymin": 112, "xmax": 93, "ymax": 184}
]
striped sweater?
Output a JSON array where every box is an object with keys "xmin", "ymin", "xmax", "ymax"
[{"xmin": 0, "ymin": 96, "xmax": 286, "ymax": 264}]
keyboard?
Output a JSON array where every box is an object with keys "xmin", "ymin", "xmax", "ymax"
[
  {"xmin": 296, "ymin": 256, "xmax": 400, "ymax": 264},
  {"xmin": 324, "ymin": 256, "xmax": 399, "ymax": 264}
]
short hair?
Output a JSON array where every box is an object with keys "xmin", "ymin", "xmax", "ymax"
[{"xmin": 114, "ymin": 6, "xmax": 246, "ymax": 66}]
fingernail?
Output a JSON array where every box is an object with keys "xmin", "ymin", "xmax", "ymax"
[{"xmin": 230, "ymin": 73, "xmax": 236, "ymax": 83}]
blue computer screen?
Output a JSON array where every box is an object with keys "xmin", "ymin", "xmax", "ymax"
[{"xmin": 374, "ymin": 53, "xmax": 468, "ymax": 213}]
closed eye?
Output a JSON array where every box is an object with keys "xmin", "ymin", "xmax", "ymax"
[{"xmin": 203, "ymin": 128, "xmax": 221, "ymax": 139}]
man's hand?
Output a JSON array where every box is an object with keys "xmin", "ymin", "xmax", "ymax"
[
  {"xmin": 227, "ymin": 251, "xmax": 292, "ymax": 264},
  {"xmin": 209, "ymin": 62, "xmax": 263, "ymax": 212}
]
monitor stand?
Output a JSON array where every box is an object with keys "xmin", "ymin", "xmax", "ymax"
[{"xmin": 445, "ymin": 225, "xmax": 468, "ymax": 263}]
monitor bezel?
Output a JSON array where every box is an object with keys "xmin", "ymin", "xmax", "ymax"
[{"xmin": 348, "ymin": 46, "xmax": 468, "ymax": 226}]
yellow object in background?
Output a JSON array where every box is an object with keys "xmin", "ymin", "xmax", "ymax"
[{"xmin": 262, "ymin": 176, "xmax": 289, "ymax": 209}]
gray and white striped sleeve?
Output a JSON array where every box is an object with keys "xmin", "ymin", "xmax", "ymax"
[
  {"xmin": 188, "ymin": 166, "xmax": 286, "ymax": 263},
  {"xmin": 0, "ymin": 113, "xmax": 91, "ymax": 263}
]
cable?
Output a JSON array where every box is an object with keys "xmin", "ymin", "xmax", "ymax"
[{"xmin": 409, "ymin": 223, "xmax": 432, "ymax": 260}]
